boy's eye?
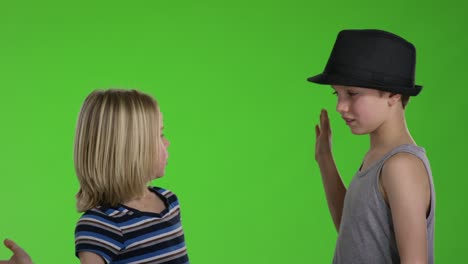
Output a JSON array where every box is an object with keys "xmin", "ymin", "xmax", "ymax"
[{"xmin": 332, "ymin": 91, "xmax": 357, "ymax": 96}]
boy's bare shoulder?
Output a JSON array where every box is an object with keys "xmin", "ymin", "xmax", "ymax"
[
  {"xmin": 381, "ymin": 152, "xmax": 429, "ymax": 193},
  {"xmin": 384, "ymin": 152, "xmax": 426, "ymax": 174}
]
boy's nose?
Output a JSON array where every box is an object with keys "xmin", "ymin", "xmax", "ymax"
[{"xmin": 336, "ymin": 100, "xmax": 349, "ymax": 114}]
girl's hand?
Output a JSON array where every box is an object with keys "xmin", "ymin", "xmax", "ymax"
[
  {"xmin": 315, "ymin": 109, "xmax": 333, "ymax": 162},
  {"xmin": 0, "ymin": 239, "xmax": 32, "ymax": 264}
]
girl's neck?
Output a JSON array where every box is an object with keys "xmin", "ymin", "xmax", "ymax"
[
  {"xmin": 122, "ymin": 186, "xmax": 167, "ymax": 214},
  {"xmin": 122, "ymin": 186, "xmax": 151, "ymax": 204}
]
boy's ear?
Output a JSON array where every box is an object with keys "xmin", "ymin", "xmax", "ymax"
[{"xmin": 387, "ymin": 93, "xmax": 401, "ymax": 106}]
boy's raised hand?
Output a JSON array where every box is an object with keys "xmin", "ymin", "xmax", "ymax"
[
  {"xmin": 0, "ymin": 240, "xmax": 32, "ymax": 264},
  {"xmin": 315, "ymin": 109, "xmax": 333, "ymax": 162}
]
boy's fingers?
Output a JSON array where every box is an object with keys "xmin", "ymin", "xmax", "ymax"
[
  {"xmin": 321, "ymin": 109, "xmax": 327, "ymax": 128},
  {"xmin": 315, "ymin": 125, "xmax": 320, "ymax": 139},
  {"xmin": 324, "ymin": 111, "xmax": 331, "ymax": 133},
  {"xmin": 323, "ymin": 110, "xmax": 328, "ymax": 125},
  {"xmin": 320, "ymin": 110, "xmax": 327, "ymax": 126},
  {"xmin": 319, "ymin": 113, "xmax": 322, "ymax": 128}
]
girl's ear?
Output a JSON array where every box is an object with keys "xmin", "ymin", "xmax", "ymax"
[{"xmin": 387, "ymin": 93, "xmax": 401, "ymax": 107}]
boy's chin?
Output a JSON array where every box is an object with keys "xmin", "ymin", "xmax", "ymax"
[{"xmin": 349, "ymin": 127, "xmax": 369, "ymax": 135}]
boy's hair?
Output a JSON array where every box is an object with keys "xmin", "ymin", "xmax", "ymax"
[
  {"xmin": 401, "ymin": 94, "xmax": 410, "ymax": 109},
  {"xmin": 74, "ymin": 89, "xmax": 161, "ymax": 212}
]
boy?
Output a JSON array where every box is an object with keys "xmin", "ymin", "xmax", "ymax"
[{"xmin": 310, "ymin": 29, "xmax": 435, "ymax": 263}]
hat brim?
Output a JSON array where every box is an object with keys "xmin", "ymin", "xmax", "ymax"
[{"xmin": 307, "ymin": 73, "xmax": 422, "ymax": 96}]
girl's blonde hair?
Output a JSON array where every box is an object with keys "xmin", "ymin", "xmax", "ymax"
[{"xmin": 74, "ymin": 89, "xmax": 161, "ymax": 212}]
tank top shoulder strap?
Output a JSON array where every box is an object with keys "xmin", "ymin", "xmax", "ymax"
[
  {"xmin": 382, "ymin": 144, "xmax": 426, "ymax": 162},
  {"xmin": 374, "ymin": 144, "xmax": 428, "ymax": 175}
]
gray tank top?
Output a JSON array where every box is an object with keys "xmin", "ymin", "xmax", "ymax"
[{"xmin": 332, "ymin": 144, "xmax": 436, "ymax": 264}]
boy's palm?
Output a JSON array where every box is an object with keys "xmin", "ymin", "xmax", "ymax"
[
  {"xmin": 315, "ymin": 109, "xmax": 333, "ymax": 161},
  {"xmin": 0, "ymin": 240, "xmax": 32, "ymax": 264}
]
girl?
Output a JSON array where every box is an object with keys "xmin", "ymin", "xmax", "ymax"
[{"xmin": 1, "ymin": 89, "xmax": 189, "ymax": 264}]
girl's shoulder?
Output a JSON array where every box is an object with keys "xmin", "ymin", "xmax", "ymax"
[
  {"xmin": 77, "ymin": 187, "xmax": 182, "ymax": 224},
  {"xmin": 78, "ymin": 205, "xmax": 134, "ymax": 225},
  {"xmin": 149, "ymin": 186, "xmax": 179, "ymax": 201},
  {"xmin": 149, "ymin": 186, "xmax": 182, "ymax": 212}
]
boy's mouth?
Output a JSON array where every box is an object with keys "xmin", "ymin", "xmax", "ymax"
[{"xmin": 343, "ymin": 118, "xmax": 355, "ymax": 124}]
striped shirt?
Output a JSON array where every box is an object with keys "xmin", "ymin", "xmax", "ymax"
[{"xmin": 75, "ymin": 186, "xmax": 189, "ymax": 264}]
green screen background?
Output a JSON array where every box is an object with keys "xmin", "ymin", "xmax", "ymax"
[{"xmin": 0, "ymin": 0, "xmax": 466, "ymax": 263}]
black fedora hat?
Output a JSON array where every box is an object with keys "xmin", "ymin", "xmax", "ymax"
[{"xmin": 308, "ymin": 29, "xmax": 422, "ymax": 96}]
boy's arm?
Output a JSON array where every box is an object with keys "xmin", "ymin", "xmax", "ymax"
[
  {"xmin": 381, "ymin": 152, "xmax": 431, "ymax": 264},
  {"xmin": 316, "ymin": 153, "xmax": 347, "ymax": 232},
  {"xmin": 315, "ymin": 109, "xmax": 347, "ymax": 232}
]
